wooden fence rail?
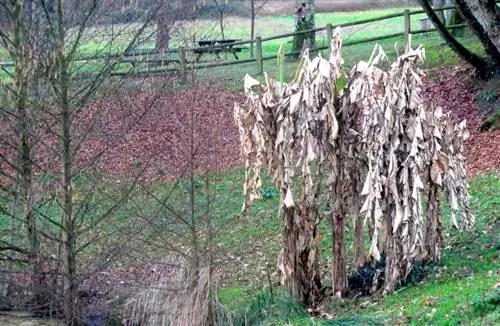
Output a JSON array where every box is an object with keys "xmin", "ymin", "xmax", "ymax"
[{"xmin": 2, "ymin": 3, "xmax": 495, "ymax": 82}]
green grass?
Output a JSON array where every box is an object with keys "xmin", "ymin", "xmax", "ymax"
[
  {"xmin": 130, "ymin": 169, "xmax": 496, "ymax": 325},
  {"xmin": 1, "ymin": 148, "xmax": 497, "ymax": 325},
  {"xmin": 204, "ymin": 8, "xmax": 425, "ymax": 42},
  {"xmin": 216, "ymin": 173, "xmax": 499, "ymax": 325}
]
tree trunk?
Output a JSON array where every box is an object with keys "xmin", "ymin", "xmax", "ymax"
[
  {"xmin": 282, "ymin": 192, "xmax": 322, "ymax": 307},
  {"xmin": 219, "ymin": 11, "xmax": 225, "ymax": 40},
  {"xmin": 331, "ymin": 141, "xmax": 348, "ymax": 298},
  {"xmin": 282, "ymin": 209, "xmax": 322, "ymax": 307},
  {"xmin": 383, "ymin": 201, "xmax": 404, "ymax": 294},
  {"xmin": 40, "ymin": 0, "xmax": 57, "ymax": 54},
  {"xmin": 449, "ymin": 0, "xmax": 466, "ymax": 36},
  {"xmin": 60, "ymin": 68, "xmax": 77, "ymax": 325},
  {"xmin": 444, "ymin": 0, "xmax": 455, "ymax": 25},
  {"xmin": 18, "ymin": 83, "xmax": 42, "ymax": 310},
  {"xmin": 23, "ymin": 0, "xmax": 35, "ymax": 29},
  {"xmin": 418, "ymin": 0, "xmax": 489, "ymax": 72},
  {"xmin": 13, "ymin": 0, "xmax": 43, "ymax": 308},
  {"xmin": 350, "ymin": 142, "xmax": 365, "ymax": 267},
  {"xmin": 155, "ymin": 1, "xmax": 178, "ymax": 53},
  {"xmin": 383, "ymin": 228, "xmax": 401, "ymax": 294},
  {"xmin": 331, "ymin": 186, "xmax": 348, "ymax": 296},
  {"xmin": 292, "ymin": 0, "xmax": 315, "ymax": 57},
  {"xmin": 454, "ymin": 0, "xmax": 500, "ymax": 67},
  {"xmin": 212, "ymin": 0, "xmax": 227, "ymax": 40},
  {"xmin": 331, "ymin": 209, "xmax": 347, "ymax": 297},
  {"xmin": 56, "ymin": 0, "xmax": 77, "ymax": 323},
  {"xmin": 424, "ymin": 184, "xmax": 444, "ymax": 261},
  {"xmin": 155, "ymin": 16, "xmax": 170, "ymax": 53}
]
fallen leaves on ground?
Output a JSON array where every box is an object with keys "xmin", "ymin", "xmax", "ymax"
[
  {"xmin": 1, "ymin": 69, "xmax": 496, "ymax": 183},
  {"xmin": 423, "ymin": 67, "xmax": 500, "ymax": 176},
  {"xmin": 0, "ymin": 86, "xmax": 245, "ymax": 183}
]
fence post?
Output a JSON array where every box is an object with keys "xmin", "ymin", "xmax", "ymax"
[
  {"xmin": 326, "ymin": 24, "xmax": 333, "ymax": 55},
  {"xmin": 255, "ymin": 36, "xmax": 263, "ymax": 75},
  {"xmin": 404, "ymin": 9, "xmax": 411, "ymax": 50},
  {"xmin": 179, "ymin": 46, "xmax": 187, "ymax": 85}
]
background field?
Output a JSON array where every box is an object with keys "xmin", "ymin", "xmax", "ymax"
[{"xmin": 0, "ymin": 6, "xmax": 481, "ymax": 91}]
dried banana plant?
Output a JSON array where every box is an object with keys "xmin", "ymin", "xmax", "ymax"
[
  {"xmin": 423, "ymin": 107, "xmax": 447, "ymax": 262},
  {"xmin": 326, "ymin": 34, "xmax": 365, "ymax": 298},
  {"xmin": 234, "ymin": 29, "xmax": 347, "ymax": 306},
  {"xmin": 424, "ymin": 107, "xmax": 474, "ymax": 261},
  {"xmin": 356, "ymin": 46, "xmax": 473, "ymax": 294},
  {"xmin": 233, "ymin": 76, "xmax": 267, "ymax": 213},
  {"xmin": 359, "ymin": 47, "xmax": 435, "ymax": 293},
  {"xmin": 345, "ymin": 45, "xmax": 388, "ymax": 270},
  {"xmin": 235, "ymin": 31, "xmax": 474, "ymax": 303},
  {"xmin": 440, "ymin": 120, "xmax": 474, "ymax": 231}
]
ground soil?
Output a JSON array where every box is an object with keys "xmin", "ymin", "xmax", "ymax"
[
  {"xmin": 2, "ymin": 67, "xmax": 496, "ymax": 183},
  {"xmin": 0, "ymin": 313, "xmax": 62, "ymax": 326}
]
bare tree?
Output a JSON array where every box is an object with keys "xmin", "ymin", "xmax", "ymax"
[
  {"xmin": 0, "ymin": 0, "xmax": 46, "ymax": 309},
  {"xmin": 47, "ymin": 1, "xmax": 160, "ymax": 321},
  {"xmin": 211, "ymin": 0, "xmax": 235, "ymax": 40},
  {"xmin": 419, "ymin": 0, "xmax": 500, "ymax": 75},
  {"xmin": 0, "ymin": 0, "xmax": 178, "ymax": 323},
  {"xmin": 121, "ymin": 62, "xmax": 239, "ymax": 324},
  {"xmin": 155, "ymin": 1, "xmax": 196, "ymax": 52}
]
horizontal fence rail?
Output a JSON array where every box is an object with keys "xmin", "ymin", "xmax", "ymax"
[{"xmin": 2, "ymin": 2, "xmax": 497, "ymax": 83}]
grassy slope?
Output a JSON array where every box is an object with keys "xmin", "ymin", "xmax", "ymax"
[
  {"xmin": 215, "ymin": 172, "xmax": 499, "ymax": 325},
  {"xmin": 0, "ymin": 170, "xmax": 496, "ymax": 325}
]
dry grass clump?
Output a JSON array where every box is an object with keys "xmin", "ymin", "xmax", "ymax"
[{"xmin": 124, "ymin": 265, "xmax": 230, "ymax": 326}]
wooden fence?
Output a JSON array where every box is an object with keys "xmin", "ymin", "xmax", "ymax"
[
  {"xmin": 0, "ymin": 4, "xmax": 478, "ymax": 83},
  {"xmin": 233, "ymin": 4, "xmax": 470, "ymax": 78}
]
